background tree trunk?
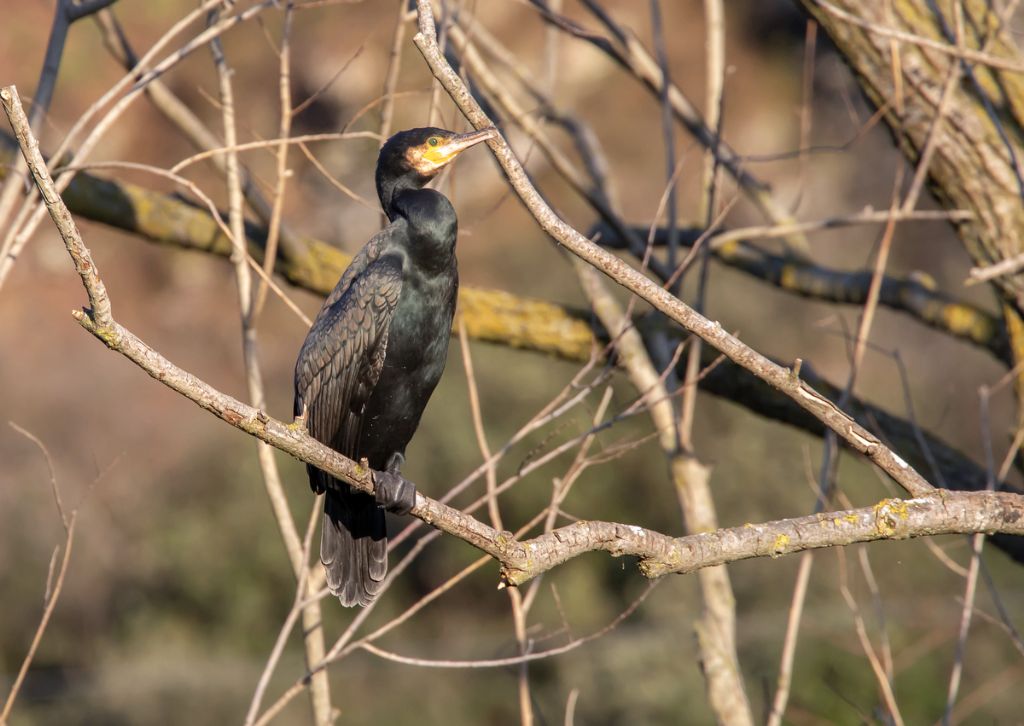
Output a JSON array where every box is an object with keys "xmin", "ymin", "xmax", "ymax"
[{"xmin": 801, "ymin": 0, "xmax": 1024, "ymax": 382}]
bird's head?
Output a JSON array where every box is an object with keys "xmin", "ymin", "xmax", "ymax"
[
  {"xmin": 379, "ymin": 126, "xmax": 497, "ymax": 183},
  {"xmin": 376, "ymin": 126, "xmax": 497, "ymax": 217}
]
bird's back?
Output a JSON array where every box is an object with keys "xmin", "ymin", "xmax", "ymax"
[{"xmin": 294, "ymin": 232, "xmax": 405, "ymax": 606}]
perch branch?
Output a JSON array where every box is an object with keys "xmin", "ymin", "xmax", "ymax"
[
  {"xmin": 1, "ymin": 133, "xmax": 1017, "ymax": 561},
  {"xmin": 6, "ymin": 83, "xmax": 1023, "ymax": 599},
  {"xmin": 0, "ymin": 134, "xmax": 1012, "ymax": 528}
]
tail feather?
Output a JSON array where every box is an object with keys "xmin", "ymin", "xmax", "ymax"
[{"xmin": 321, "ymin": 486, "xmax": 387, "ymax": 607}]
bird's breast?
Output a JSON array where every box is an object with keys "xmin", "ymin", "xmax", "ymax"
[
  {"xmin": 386, "ymin": 270, "xmax": 457, "ymax": 371},
  {"xmin": 357, "ymin": 271, "xmax": 457, "ymax": 465}
]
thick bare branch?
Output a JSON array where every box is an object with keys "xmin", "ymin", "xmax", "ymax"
[{"xmin": 594, "ymin": 222, "xmax": 1009, "ymax": 365}]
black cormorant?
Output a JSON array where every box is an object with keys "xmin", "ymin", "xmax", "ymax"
[{"xmin": 294, "ymin": 126, "xmax": 495, "ymax": 606}]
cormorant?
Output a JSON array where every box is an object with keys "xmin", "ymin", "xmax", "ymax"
[{"xmin": 294, "ymin": 126, "xmax": 496, "ymax": 606}]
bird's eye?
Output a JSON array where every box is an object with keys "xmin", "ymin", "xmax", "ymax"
[{"xmin": 428, "ymin": 137, "xmax": 440, "ymax": 147}]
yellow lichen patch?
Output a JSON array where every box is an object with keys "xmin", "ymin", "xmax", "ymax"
[
  {"xmin": 942, "ymin": 304, "xmax": 983, "ymax": 337},
  {"xmin": 352, "ymin": 459, "xmax": 370, "ymax": 479},
  {"xmin": 779, "ymin": 264, "xmax": 799, "ymax": 291},
  {"xmin": 873, "ymin": 498, "xmax": 910, "ymax": 537},
  {"xmin": 717, "ymin": 239, "xmax": 741, "ymax": 259},
  {"xmin": 457, "ymin": 288, "xmax": 594, "ymax": 361},
  {"xmin": 771, "ymin": 533, "xmax": 790, "ymax": 557}
]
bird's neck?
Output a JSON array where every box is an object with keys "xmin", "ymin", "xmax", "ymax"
[
  {"xmin": 377, "ymin": 169, "xmax": 429, "ymax": 222},
  {"xmin": 387, "ymin": 188, "xmax": 458, "ymax": 274}
]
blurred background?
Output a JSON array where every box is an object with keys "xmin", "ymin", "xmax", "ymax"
[{"xmin": 2, "ymin": 1, "xmax": 1022, "ymax": 724}]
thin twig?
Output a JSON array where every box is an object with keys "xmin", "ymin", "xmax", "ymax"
[
  {"xmin": 0, "ymin": 519, "xmax": 76, "ymax": 724},
  {"xmin": 0, "ymin": 0, "xmax": 117, "ymax": 267},
  {"xmin": 0, "ymin": 426, "xmax": 79, "ymax": 724},
  {"xmin": 244, "ymin": 497, "xmax": 321, "ymax": 725},
  {"xmin": 459, "ymin": 322, "xmax": 534, "ymax": 726},
  {"xmin": 208, "ymin": 23, "xmax": 332, "ymax": 722},
  {"xmin": 837, "ymin": 548, "xmax": 906, "ymax": 726},
  {"xmin": 169, "ymin": 130, "xmax": 379, "ymax": 174},
  {"xmin": 251, "ymin": 1, "xmax": 295, "ymax": 319},
  {"xmin": 766, "ymin": 552, "xmax": 813, "ymax": 726},
  {"xmin": 356, "ymin": 583, "xmax": 657, "ymax": 670},
  {"xmin": 379, "ymin": 0, "xmax": 408, "ymax": 146}
]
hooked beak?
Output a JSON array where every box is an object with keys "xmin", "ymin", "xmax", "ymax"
[
  {"xmin": 441, "ymin": 127, "xmax": 498, "ymax": 158},
  {"xmin": 430, "ymin": 127, "xmax": 498, "ymax": 168}
]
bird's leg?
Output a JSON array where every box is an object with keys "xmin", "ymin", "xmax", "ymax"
[
  {"xmin": 373, "ymin": 452, "xmax": 416, "ymax": 515},
  {"xmin": 386, "ymin": 451, "xmax": 405, "ymax": 474}
]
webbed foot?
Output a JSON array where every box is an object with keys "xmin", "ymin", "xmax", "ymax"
[{"xmin": 373, "ymin": 469, "xmax": 416, "ymax": 515}]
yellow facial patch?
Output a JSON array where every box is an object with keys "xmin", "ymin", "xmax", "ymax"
[
  {"xmin": 423, "ymin": 143, "xmax": 457, "ymax": 166},
  {"xmin": 403, "ymin": 128, "xmax": 496, "ymax": 177},
  {"xmin": 406, "ymin": 138, "xmax": 456, "ymax": 175}
]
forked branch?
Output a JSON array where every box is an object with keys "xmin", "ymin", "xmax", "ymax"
[
  {"xmin": 4, "ymin": 83, "xmax": 1023, "ymax": 595},
  {"xmin": 411, "ymin": 0, "xmax": 935, "ymax": 499}
]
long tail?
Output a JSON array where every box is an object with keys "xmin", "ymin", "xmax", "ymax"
[{"xmin": 320, "ymin": 485, "xmax": 387, "ymax": 607}]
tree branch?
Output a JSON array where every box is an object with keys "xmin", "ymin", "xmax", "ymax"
[
  {"xmin": 7, "ymin": 83, "xmax": 1023, "ymax": 599},
  {"xmin": 3, "ymin": 130, "xmax": 1019, "ymax": 556},
  {"xmin": 594, "ymin": 221, "xmax": 1009, "ymax": 365},
  {"xmin": 0, "ymin": 135, "xmax": 1006, "ymax": 363},
  {"xmin": 412, "ymin": 0, "xmax": 935, "ymax": 499}
]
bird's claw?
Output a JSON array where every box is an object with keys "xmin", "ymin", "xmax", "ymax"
[{"xmin": 373, "ymin": 470, "xmax": 416, "ymax": 515}]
